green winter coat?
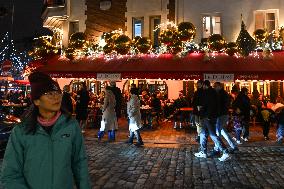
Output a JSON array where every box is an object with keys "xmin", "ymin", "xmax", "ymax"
[{"xmin": 1, "ymin": 114, "xmax": 91, "ymax": 189}]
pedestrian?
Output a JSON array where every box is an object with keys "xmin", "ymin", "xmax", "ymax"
[
  {"xmin": 275, "ymin": 107, "xmax": 284, "ymax": 144},
  {"xmin": 194, "ymin": 80, "xmax": 230, "ymax": 161},
  {"xmin": 232, "ymin": 87, "xmax": 251, "ymax": 141},
  {"xmin": 173, "ymin": 90, "xmax": 188, "ymax": 129},
  {"xmin": 212, "ymin": 82, "xmax": 238, "ymax": 156},
  {"xmin": 1, "ymin": 72, "xmax": 91, "ymax": 189},
  {"xmin": 192, "ymin": 80, "xmax": 204, "ymax": 142},
  {"xmin": 107, "ymin": 81, "xmax": 123, "ymax": 119},
  {"xmin": 61, "ymin": 84, "xmax": 74, "ymax": 114},
  {"xmin": 260, "ymin": 103, "xmax": 274, "ymax": 140},
  {"xmin": 98, "ymin": 88, "xmax": 118, "ymax": 142},
  {"xmin": 126, "ymin": 87, "xmax": 144, "ymax": 146},
  {"xmin": 75, "ymin": 82, "xmax": 90, "ymax": 133}
]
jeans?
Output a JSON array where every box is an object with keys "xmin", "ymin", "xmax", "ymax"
[
  {"xmin": 215, "ymin": 115, "xmax": 236, "ymax": 149},
  {"xmin": 128, "ymin": 130, "xmax": 143, "ymax": 144},
  {"xmin": 242, "ymin": 119, "xmax": 250, "ymax": 139},
  {"xmin": 194, "ymin": 115, "xmax": 203, "ymax": 136},
  {"xmin": 200, "ymin": 118, "xmax": 226, "ymax": 154},
  {"xmin": 276, "ymin": 124, "xmax": 284, "ymax": 139}
]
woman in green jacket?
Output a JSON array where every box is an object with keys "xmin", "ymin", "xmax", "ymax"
[{"xmin": 1, "ymin": 72, "xmax": 91, "ymax": 189}]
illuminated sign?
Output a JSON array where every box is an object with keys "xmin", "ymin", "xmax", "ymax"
[
  {"xmin": 97, "ymin": 73, "xmax": 121, "ymax": 81},
  {"xmin": 204, "ymin": 73, "xmax": 234, "ymax": 82}
]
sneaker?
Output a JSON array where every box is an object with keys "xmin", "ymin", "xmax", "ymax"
[
  {"xmin": 194, "ymin": 151, "xmax": 207, "ymax": 158},
  {"xmin": 233, "ymin": 137, "xmax": 242, "ymax": 144},
  {"xmin": 218, "ymin": 153, "xmax": 231, "ymax": 162},
  {"xmin": 276, "ymin": 136, "xmax": 283, "ymax": 144},
  {"xmin": 241, "ymin": 136, "xmax": 249, "ymax": 142},
  {"xmin": 208, "ymin": 150, "xmax": 221, "ymax": 158},
  {"xmin": 236, "ymin": 140, "xmax": 242, "ymax": 144}
]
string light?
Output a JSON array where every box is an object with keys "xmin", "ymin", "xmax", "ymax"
[{"xmin": 0, "ymin": 32, "xmax": 31, "ymax": 79}]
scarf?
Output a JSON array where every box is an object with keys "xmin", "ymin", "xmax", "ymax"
[{"xmin": 37, "ymin": 111, "xmax": 62, "ymax": 127}]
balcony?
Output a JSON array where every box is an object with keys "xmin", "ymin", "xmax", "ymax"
[{"xmin": 42, "ymin": 0, "xmax": 68, "ymax": 28}]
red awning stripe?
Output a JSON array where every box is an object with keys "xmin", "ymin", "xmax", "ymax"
[{"xmin": 29, "ymin": 51, "xmax": 284, "ymax": 80}]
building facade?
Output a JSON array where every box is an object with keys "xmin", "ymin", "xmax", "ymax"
[
  {"xmin": 42, "ymin": 0, "xmax": 87, "ymax": 47},
  {"xmin": 175, "ymin": 0, "xmax": 284, "ymax": 43}
]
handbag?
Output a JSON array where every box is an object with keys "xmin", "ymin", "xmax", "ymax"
[{"xmin": 100, "ymin": 119, "xmax": 106, "ymax": 131}]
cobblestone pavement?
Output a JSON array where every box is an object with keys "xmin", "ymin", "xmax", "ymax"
[
  {"xmin": 1, "ymin": 119, "xmax": 284, "ymax": 189},
  {"xmin": 84, "ymin": 119, "xmax": 284, "ymax": 189}
]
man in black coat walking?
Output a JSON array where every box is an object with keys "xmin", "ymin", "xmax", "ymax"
[{"xmin": 194, "ymin": 80, "xmax": 230, "ymax": 161}]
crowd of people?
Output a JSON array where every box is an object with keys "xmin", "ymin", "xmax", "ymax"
[{"xmin": 1, "ymin": 71, "xmax": 284, "ymax": 187}]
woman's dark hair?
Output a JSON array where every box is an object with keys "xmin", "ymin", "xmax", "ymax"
[{"xmin": 21, "ymin": 104, "xmax": 71, "ymax": 134}]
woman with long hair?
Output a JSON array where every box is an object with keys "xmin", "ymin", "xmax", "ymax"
[
  {"xmin": 1, "ymin": 72, "xmax": 91, "ymax": 189},
  {"xmin": 98, "ymin": 88, "xmax": 118, "ymax": 141}
]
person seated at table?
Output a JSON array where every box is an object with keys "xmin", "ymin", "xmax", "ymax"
[
  {"xmin": 151, "ymin": 93, "xmax": 162, "ymax": 126},
  {"xmin": 10, "ymin": 90, "xmax": 21, "ymax": 104},
  {"xmin": 140, "ymin": 91, "xmax": 152, "ymax": 128},
  {"xmin": 173, "ymin": 90, "xmax": 188, "ymax": 129}
]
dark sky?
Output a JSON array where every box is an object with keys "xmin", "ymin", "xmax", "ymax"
[{"xmin": 0, "ymin": 0, "xmax": 44, "ymax": 49}]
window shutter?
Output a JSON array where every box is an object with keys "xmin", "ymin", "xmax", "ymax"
[{"xmin": 255, "ymin": 12, "xmax": 265, "ymax": 30}]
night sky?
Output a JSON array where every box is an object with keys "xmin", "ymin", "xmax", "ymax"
[{"xmin": 0, "ymin": 0, "xmax": 44, "ymax": 49}]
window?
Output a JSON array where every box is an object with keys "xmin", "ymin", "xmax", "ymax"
[
  {"xmin": 69, "ymin": 21, "xmax": 79, "ymax": 37},
  {"xmin": 255, "ymin": 10, "xmax": 278, "ymax": 32},
  {"xmin": 202, "ymin": 15, "xmax": 221, "ymax": 38},
  {"xmin": 150, "ymin": 16, "xmax": 161, "ymax": 48},
  {"xmin": 132, "ymin": 17, "xmax": 143, "ymax": 38}
]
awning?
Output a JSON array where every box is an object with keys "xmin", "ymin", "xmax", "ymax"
[{"xmin": 31, "ymin": 51, "xmax": 284, "ymax": 80}]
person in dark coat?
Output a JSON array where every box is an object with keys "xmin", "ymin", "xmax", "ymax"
[
  {"xmin": 75, "ymin": 82, "xmax": 90, "ymax": 132},
  {"xmin": 173, "ymin": 90, "xmax": 188, "ymax": 129},
  {"xmin": 192, "ymin": 80, "xmax": 204, "ymax": 142},
  {"xmin": 61, "ymin": 85, "xmax": 73, "ymax": 114},
  {"xmin": 213, "ymin": 82, "xmax": 238, "ymax": 155},
  {"xmin": 194, "ymin": 80, "xmax": 230, "ymax": 161},
  {"xmin": 232, "ymin": 87, "xmax": 251, "ymax": 141},
  {"xmin": 107, "ymin": 81, "xmax": 123, "ymax": 119}
]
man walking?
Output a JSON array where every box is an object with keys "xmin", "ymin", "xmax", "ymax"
[
  {"xmin": 210, "ymin": 82, "xmax": 238, "ymax": 156},
  {"xmin": 194, "ymin": 80, "xmax": 230, "ymax": 161}
]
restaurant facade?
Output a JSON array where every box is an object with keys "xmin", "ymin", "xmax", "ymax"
[{"xmin": 34, "ymin": 0, "xmax": 284, "ymax": 100}]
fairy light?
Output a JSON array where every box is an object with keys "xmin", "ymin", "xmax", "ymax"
[{"xmin": 0, "ymin": 32, "xmax": 31, "ymax": 78}]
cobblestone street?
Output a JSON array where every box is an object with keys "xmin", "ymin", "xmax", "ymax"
[
  {"xmin": 1, "ymin": 119, "xmax": 284, "ymax": 188},
  {"xmin": 84, "ymin": 119, "xmax": 284, "ymax": 189}
]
